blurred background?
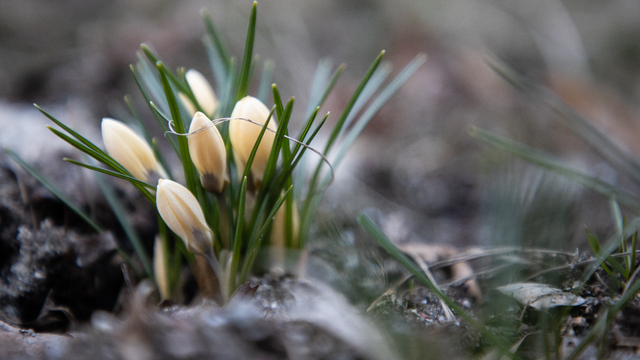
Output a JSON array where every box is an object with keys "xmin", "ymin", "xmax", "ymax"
[{"xmin": 2, "ymin": 0, "xmax": 640, "ymax": 253}]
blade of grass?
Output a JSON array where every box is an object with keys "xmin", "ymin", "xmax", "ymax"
[
  {"xmin": 311, "ymin": 63, "xmax": 345, "ymax": 119},
  {"xmin": 333, "ymin": 62, "xmax": 392, "ymax": 146},
  {"xmin": 228, "ymin": 176, "xmax": 247, "ymax": 297},
  {"xmin": 5, "ymin": 148, "xmax": 103, "ymax": 233},
  {"xmin": 157, "ymin": 61, "xmax": 198, "ymax": 194},
  {"xmin": 151, "ymin": 138, "xmax": 174, "ymax": 181},
  {"xmin": 271, "ymin": 84, "xmax": 291, "ymax": 164},
  {"xmin": 47, "ymin": 127, "xmax": 155, "ymax": 202},
  {"xmin": 261, "ymin": 97, "xmax": 294, "ymax": 196},
  {"xmin": 235, "ymin": 1, "xmax": 257, "ymax": 101},
  {"xmin": 257, "ymin": 60, "xmax": 275, "ymax": 103},
  {"xmin": 468, "ymin": 126, "xmax": 640, "ymax": 210},
  {"xmin": 357, "ymin": 213, "xmax": 519, "ymax": 359},
  {"xmin": 47, "ymin": 127, "xmax": 122, "ymax": 172},
  {"xmin": 201, "ymin": 8, "xmax": 232, "ymax": 72},
  {"xmin": 240, "ymin": 187, "xmax": 291, "ymax": 282},
  {"xmin": 488, "ymin": 56, "xmax": 640, "ymax": 187},
  {"xmin": 36, "ymin": 105, "xmax": 105, "ymax": 156},
  {"xmin": 306, "ymin": 59, "xmax": 333, "ymax": 117},
  {"xmin": 130, "ymin": 64, "xmax": 179, "ymax": 155},
  {"xmin": 323, "ymin": 50, "xmax": 384, "ymax": 155},
  {"xmin": 586, "ymin": 229, "xmax": 623, "ymax": 287},
  {"xmin": 124, "ymin": 95, "xmax": 151, "ymax": 142},
  {"xmin": 141, "ymin": 45, "xmax": 191, "ymax": 96},
  {"xmin": 330, "ymin": 54, "xmax": 427, "ymax": 171},
  {"xmin": 610, "ymin": 198, "xmax": 630, "ymax": 276},
  {"xmin": 135, "ymin": 54, "xmax": 168, "ymax": 113},
  {"xmin": 94, "ymin": 170, "xmax": 153, "ymax": 278},
  {"xmin": 63, "ymin": 159, "xmax": 156, "ymax": 190}
]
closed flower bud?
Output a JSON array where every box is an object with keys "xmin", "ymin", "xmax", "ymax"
[
  {"xmin": 178, "ymin": 92, "xmax": 197, "ymax": 117},
  {"xmin": 156, "ymin": 179, "xmax": 213, "ymax": 255},
  {"xmin": 229, "ymin": 96, "xmax": 276, "ymax": 186},
  {"xmin": 101, "ymin": 118, "xmax": 166, "ymax": 183},
  {"xmin": 186, "ymin": 69, "xmax": 218, "ymax": 117},
  {"xmin": 188, "ymin": 112, "xmax": 229, "ymax": 193}
]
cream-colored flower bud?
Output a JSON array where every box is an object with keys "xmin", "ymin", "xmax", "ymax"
[
  {"xmin": 186, "ymin": 69, "xmax": 218, "ymax": 117},
  {"xmin": 188, "ymin": 112, "xmax": 229, "ymax": 193},
  {"xmin": 153, "ymin": 236, "xmax": 170, "ymax": 300},
  {"xmin": 178, "ymin": 92, "xmax": 197, "ymax": 117},
  {"xmin": 156, "ymin": 179, "xmax": 213, "ymax": 255},
  {"xmin": 229, "ymin": 96, "xmax": 277, "ymax": 186},
  {"xmin": 101, "ymin": 118, "xmax": 166, "ymax": 183}
]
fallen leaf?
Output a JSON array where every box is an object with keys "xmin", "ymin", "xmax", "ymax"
[{"xmin": 497, "ymin": 282, "xmax": 587, "ymax": 310}]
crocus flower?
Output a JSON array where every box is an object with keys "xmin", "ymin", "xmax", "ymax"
[
  {"xmin": 185, "ymin": 69, "xmax": 218, "ymax": 117},
  {"xmin": 188, "ymin": 112, "xmax": 229, "ymax": 193},
  {"xmin": 156, "ymin": 179, "xmax": 213, "ymax": 255},
  {"xmin": 101, "ymin": 118, "xmax": 166, "ymax": 183},
  {"xmin": 229, "ymin": 96, "xmax": 276, "ymax": 187}
]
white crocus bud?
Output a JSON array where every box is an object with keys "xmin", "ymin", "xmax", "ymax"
[
  {"xmin": 156, "ymin": 179, "xmax": 213, "ymax": 255},
  {"xmin": 185, "ymin": 69, "xmax": 218, "ymax": 117},
  {"xmin": 229, "ymin": 96, "xmax": 277, "ymax": 187},
  {"xmin": 188, "ymin": 112, "xmax": 229, "ymax": 193},
  {"xmin": 101, "ymin": 118, "xmax": 166, "ymax": 183},
  {"xmin": 153, "ymin": 236, "xmax": 170, "ymax": 300},
  {"xmin": 178, "ymin": 92, "xmax": 197, "ymax": 117}
]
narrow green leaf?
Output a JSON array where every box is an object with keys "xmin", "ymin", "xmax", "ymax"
[
  {"xmin": 235, "ymin": 1, "xmax": 257, "ymax": 101},
  {"xmin": 130, "ymin": 64, "xmax": 179, "ymax": 155},
  {"xmin": 469, "ymin": 126, "xmax": 640, "ymax": 210},
  {"xmin": 323, "ymin": 50, "xmax": 384, "ymax": 154},
  {"xmin": 157, "ymin": 61, "xmax": 198, "ymax": 194},
  {"xmin": 134, "ymin": 54, "xmax": 168, "ymax": 112},
  {"xmin": 257, "ymin": 60, "xmax": 275, "ymax": 103},
  {"xmin": 141, "ymin": 45, "xmax": 193, "ymax": 100},
  {"xmin": 35, "ymin": 104, "xmax": 105, "ymax": 156},
  {"xmin": 314, "ymin": 64, "xmax": 346, "ymax": 114},
  {"xmin": 358, "ymin": 213, "xmax": 519, "ymax": 359},
  {"xmin": 47, "ymin": 127, "xmax": 128, "ymax": 176},
  {"xmin": 611, "ymin": 197, "xmax": 630, "ymax": 274},
  {"xmin": 201, "ymin": 8, "xmax": 232, "ymax": 72},
  {"xmin": 331, "ymin": 54, "xmax": 426, "ymax": 172},
  {"xmin": 63, "ymin": 159, "xmax": 156, "ymax": 190},
  {"xmin": 271, "ymin": 84, "xmax": 291, "ymax": 164},
  {"xmin": 306, "ymin": 59, "xmax": 333, "ymax": 117},
  {"xmin": 240, "ymin": 187, "xmax": 291, "ymax": 281},
  {"xmin": 261, "ymin": 97, "xmax": 294, "ymax": 195},
  {"xmin": 5, "ymin": 148, "xmax": 102, "ymax": 233},
  {"xmin": 333, "ymin": 62, "xmax": 392, "ymax": 144},
  {"xmin": 488, "ymin": 56, "xmax": 640, "ymax": 187},
  {"xmin": 94, "ymin": 170, "xmax": 153, "ymax": 278},
  {"xmin": 229, "ymin": 176, "xmax": 247, "ymax": 296}
]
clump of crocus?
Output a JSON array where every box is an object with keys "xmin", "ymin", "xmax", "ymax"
[
  {"xmin": 188, "ymin": 112, "xmax": 229, "ymax": 193},
  {"xmin": 229, "ymin": 96, "xmax": 276, "ymax": 187},
  {"xmin": 180, "ymin": 69, "xmax": 218, "ymax": 117},
  {"xmin": 156, "ymin": 179, "xmax": 214, "ymax": 256},
  {"xmin": 101, "ymin": 118, "xmax": 166, "ymax": 183}
]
